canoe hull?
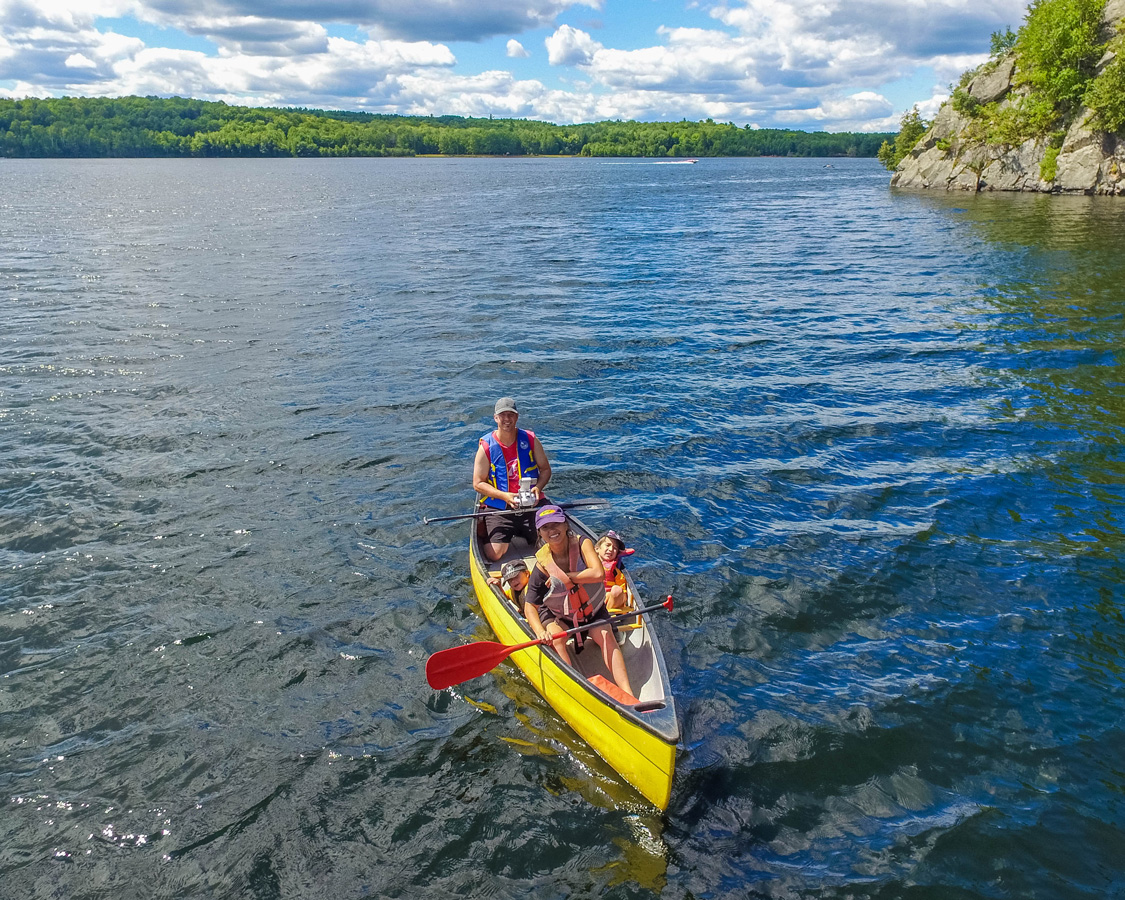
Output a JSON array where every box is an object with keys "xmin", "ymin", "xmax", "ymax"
[{"xmin": 468, "ymin": 514, "xmax": 678, "ymax": 810}]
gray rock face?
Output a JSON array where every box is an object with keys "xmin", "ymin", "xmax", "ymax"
[
  {"xmin": 892, "ymin": 5, "xmax": 1125, "ymax": 194},
  {"xmin": 1056, "ymin": 121, "xmax": 1125, "ymax": 192},
  {"xmin": 968, "ymin": 57, "xmax": 1016, "ymax": 104},
  {"xmin": 1104, "ymin": 0, "xmax": 1125, "ymax": 36}
]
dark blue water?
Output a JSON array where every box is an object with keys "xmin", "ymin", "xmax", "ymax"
[{"xmin": 2, "ymin": 157, "xmax": 1124, "ymax": 899}]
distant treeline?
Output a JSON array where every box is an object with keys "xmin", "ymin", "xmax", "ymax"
[{"xmin": 0, "ymin": 96, "xmax": 891, "ymax": 159}]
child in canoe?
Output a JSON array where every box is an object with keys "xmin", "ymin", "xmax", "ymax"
[
  {"xmin": 594, "ymin": 530, "xmax": 634, "ymax": 616},
  {"xmin": 488, "ymin": 559, "xmax": 530, "ymax": 606}
]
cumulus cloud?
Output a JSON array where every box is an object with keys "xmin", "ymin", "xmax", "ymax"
[
  {"xmin": 0, "ymin": 2, "xmax": 145, "ymax": 84},
  {"xmin": 65, "ymin": 53, "xmax": 97, "ymax": 68},
  {"xmin": 545, "ymin": 24, "xmax": 601, "ymax": 66},
  {"xmin": 102, "ymin": 36, "xmax": 458, "ymax": 107},
  {"xmin": 771, "ymin": 90, "xmax": 897, "ymax": 131},
  {"xmin": 394, "ymin": 68, "xmax": 562, "ymax": 117},
  {"xmin": 915, "ymin": 89, "xmax": 951, "ymax": 121},
  {"xmin": 821, "ymin": 90, "xmax": 892, "ymax": 119},
  {"xmin": 506, "ymin": 38, "xmax": 530, "ymax": 58},
  {"xmin": 0, "ymin": 0, "xmax": 459, "ymax": 106},
  {"xmin": 708, "ymin": 0, "xmax": 1027, "ymax": 77},
  {"xmin": 0, "ymin": 0, "xmax": 134, "ymax": 31},
  {"xmin": 532, "ymin": 0, "xmax": 1023, "ymax": 128},
  {"xmin": 179, "ymin": 16, "xmax": 331, "ymax": 57}
]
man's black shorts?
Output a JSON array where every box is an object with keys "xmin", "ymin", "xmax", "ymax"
[{"xmin": 482, "ymin": 508, "xmax": 537, "ymax": 546}]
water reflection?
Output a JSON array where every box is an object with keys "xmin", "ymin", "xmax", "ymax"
[
  {"xmin": 486, "ymin": 666, "xmax": 673, "ymax": 890},
  {"xmin": 914, "ymin": 191, "xmax": 1125, "ymax": 696},
  {"xmin": 903, "ymin": 191, "xmax": 1125, "ymax": 251},
  {"xmin": 916, "ymin": 193, "xmax": 1125, "ymax": 542}
]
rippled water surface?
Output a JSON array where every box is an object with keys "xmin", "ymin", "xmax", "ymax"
[{"xmin": 3, "ymin": 157, "xmax": 1125, "ymax": 899}]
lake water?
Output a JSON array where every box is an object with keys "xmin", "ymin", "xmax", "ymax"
[{"xmin": 2, "ymin": 156, "xmax": 1125, "ymax": 899}]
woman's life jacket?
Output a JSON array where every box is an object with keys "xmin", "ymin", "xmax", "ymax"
[
  {"xmin": 479, "ymin": 429, "xmax": 540, "ymax": 510},
  {"xmin": 535, "ymin": 534, "xmax": 606, "ymax": 622}
]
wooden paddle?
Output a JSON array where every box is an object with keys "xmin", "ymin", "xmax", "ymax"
[
  {"xmin": 422, "ymin": 498, "xmax": 607, "ymax": 525},
  {"xmin": 425, "ymin": 596, "xmax": 675, "ymax": 690}
]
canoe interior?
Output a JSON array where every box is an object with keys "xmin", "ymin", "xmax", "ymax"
[{"xmin": 470, "ymin": 510, "xmax": 679, "ymax": 742}]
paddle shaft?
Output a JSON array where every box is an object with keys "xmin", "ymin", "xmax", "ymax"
[
  {"xmin": 550, "ymin": 596, "xmax": 675, "ymax": 642},
  {"xmin": 423, "ymin": 498, "xmax": 606, "ymax": 525},
  {"xmin": 425, "ymin": 596, "xmax": 674, "ymax": 690}
]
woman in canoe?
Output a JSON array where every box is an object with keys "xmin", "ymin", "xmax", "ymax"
[{"xmin": 524, "ymin": 505, "xmax": 634, "ymax": 698}]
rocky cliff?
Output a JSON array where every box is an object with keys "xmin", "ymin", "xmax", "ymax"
[{"xmin": 892, "ymin": 0, "xmax": 1125, "ymax": 194}]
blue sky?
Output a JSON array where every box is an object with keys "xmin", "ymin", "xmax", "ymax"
[{"xmin": 0, "ymin": 0, "xmax": 1030, "ymax": 131}]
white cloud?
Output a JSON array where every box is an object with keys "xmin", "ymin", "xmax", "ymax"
[
  {"xmin": 101, "ymin": 36, "xmax": 457, "ymax": 106},
  {"xmin": 529, "ymin": 0, "xmax": 1024, "ymax": 128},
  {"xmin": 0, "ymin": 2, "xmax": 145, "ymax": 84},
  {"xmin": 917, "ymin": 93, "xmax": 949, "ymax": 121},
  {"xmin": 0, "ymin": 80, "xmax": 44, "ymax": 98},
  {"xmin": 815, "ymin": 91, "xmax": 893, "ymax": 120},
  {"xmin": 771, "ymin": 89, "xmax": 895, "ymax": 130},
  {"xmin": 0, "ymin": 0, "xmax": 460, "ymax": 106},
  {"xmin": 545, "ymin": 24, "xmax": 602, "ymax": 67},
  {"xmin": 182, "ymin": 16, "xmax": 330, "ymax": 57},
  {"xmin": 710, "ymin": 0, "xmax": 1026, "ymax": 52},
  {"xmin": 0, "ymin": 0, "xmax": 135, "ymax": 31},
  {"xmin": 395, "ymin": 68, "xmax": 558, "ymax": 117},
  {"xmin": 506, "ymin": 38, "xmax": 529, "ymax": 58}
]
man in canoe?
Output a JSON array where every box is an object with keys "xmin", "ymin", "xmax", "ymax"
[{"xmin": 472, "ymin": 397, "xmax": 552, "ymax": 562}]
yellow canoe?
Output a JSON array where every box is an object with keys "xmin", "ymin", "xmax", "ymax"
[{"xmin": 468, "ymin": 507, "xmax": 680, "ymax": 810}]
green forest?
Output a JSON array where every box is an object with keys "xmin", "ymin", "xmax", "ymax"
[{"xmin": 0, "ymin": 95, "xmax": 891, "ymax": 159}]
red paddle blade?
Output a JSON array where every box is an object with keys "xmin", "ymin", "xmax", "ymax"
[{"xmin": 425, "ymin": 638, "xmax": 540, "ymax": 690}]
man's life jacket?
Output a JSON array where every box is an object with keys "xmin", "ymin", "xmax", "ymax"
[{"xmin": 480, "ymin": 429, "xmax": 540, "ymax": 511}]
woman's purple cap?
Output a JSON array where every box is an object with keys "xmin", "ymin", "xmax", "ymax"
[{"xmin": 534, "ymin": 505, "xmax": 567, "ymax": 528}]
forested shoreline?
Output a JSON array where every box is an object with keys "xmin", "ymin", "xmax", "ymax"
[{"xmin": 0, "ymin": 96, "xmax": 891, "ymax": 159}]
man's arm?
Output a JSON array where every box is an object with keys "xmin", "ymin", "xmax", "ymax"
[{"xmin": 532, "ymin": 435, "xmax": 551, "ymax": 496}]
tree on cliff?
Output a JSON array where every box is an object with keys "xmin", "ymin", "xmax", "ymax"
[{"xmin": 877, "ymin": 107, "xmax": 930, "ymax": 170}]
